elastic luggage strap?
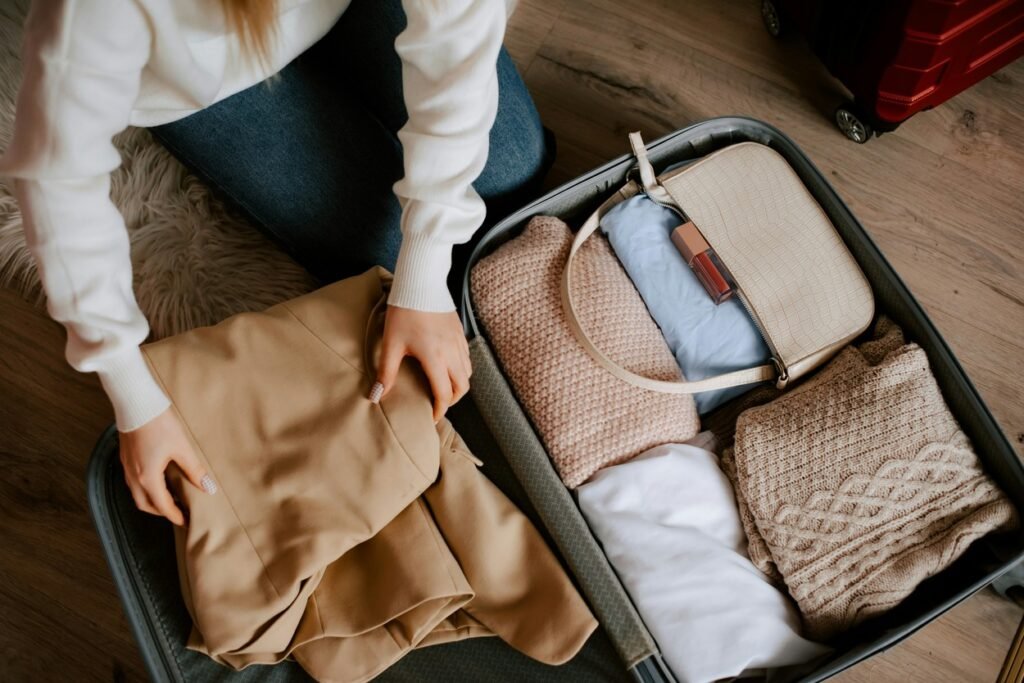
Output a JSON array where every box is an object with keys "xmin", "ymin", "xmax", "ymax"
[{"xmin": 560, "ymin": 133, "xmax": 777, "ymax": 395}]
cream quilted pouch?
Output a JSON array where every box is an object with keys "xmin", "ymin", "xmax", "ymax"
[{"xmin": 562, "ymin": 133, "xmax": 875, "ymax": 394}]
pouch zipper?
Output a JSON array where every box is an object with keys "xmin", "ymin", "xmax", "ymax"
[
  {"xmin": 733, "ymin": 288, "xmax": 789, "ymax": 387},
  {"xmin": 634, "ymin": 181, "xmax": 790, "ymax": 387}
]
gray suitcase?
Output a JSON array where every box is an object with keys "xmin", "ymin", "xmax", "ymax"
[
  {"xmin": 458, "ymin": 116, "xmax": 1024, "ymax": 682},
  {"xmin": 87, "ymin": 116, "xmax": 1024, "ymax": 682}
]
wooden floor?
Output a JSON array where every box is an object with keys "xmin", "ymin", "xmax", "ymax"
[{"xmin": 2, "ymin": 0, "xmax": 1023, "ymax": 681}]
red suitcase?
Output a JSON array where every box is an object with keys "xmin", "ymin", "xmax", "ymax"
[{"xmin": 761, "ymin": 0, "xmax": 1024, "ymax": 142}]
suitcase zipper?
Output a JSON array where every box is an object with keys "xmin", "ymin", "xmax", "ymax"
[{"xmin": 634, "ymin": 181, "xmax": 790, "ymax": 388}]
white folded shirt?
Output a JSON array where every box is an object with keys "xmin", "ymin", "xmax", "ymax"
[{"xmin": 577, "ymin": 438, "xmax": 829, "ymax": 682}]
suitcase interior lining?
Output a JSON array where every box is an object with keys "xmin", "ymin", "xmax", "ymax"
[{"xmin": 462, "ymin": 116, "xmax": 1024, "ymax": 683}]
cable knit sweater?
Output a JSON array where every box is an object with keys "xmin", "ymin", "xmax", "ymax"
[
  {"xmin": 0, "ymin": 0, "xmax": 511, "ymax": 431},
  {"xmin": 722, "ymin": 319, "xmax": 1018, "ymax": 640}
]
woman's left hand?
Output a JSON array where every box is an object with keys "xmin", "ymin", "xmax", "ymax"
[{"xmin": 371, "ymin": 305, "xmax": 471, "ymax": 421}]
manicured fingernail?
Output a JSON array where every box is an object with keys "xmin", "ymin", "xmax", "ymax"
[
  {"xmin": 368, "ymin": 381, "xmax": 384, "ymax": 404},
  {"xmin": 200, "ymin": 474, "xmax": 218, "ymax": 495}
]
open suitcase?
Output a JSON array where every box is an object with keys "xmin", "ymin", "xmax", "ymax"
[{"xmin": 88, "ymin": 116, "xmax": 1024, "ymax": 682}]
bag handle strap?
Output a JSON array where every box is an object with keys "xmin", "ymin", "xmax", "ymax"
[{"xmin": 559, "ymin": 132, "xmax": 778, "ymax": 395}]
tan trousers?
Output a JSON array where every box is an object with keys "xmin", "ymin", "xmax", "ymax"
[{"xmin": 141, "ymin": 267, "xmax": 597, "ymax": 682}]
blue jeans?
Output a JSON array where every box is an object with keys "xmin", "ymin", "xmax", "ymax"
[{"xmin": 151, "ymin": 0, "xmax": 551, "ymax": 290}]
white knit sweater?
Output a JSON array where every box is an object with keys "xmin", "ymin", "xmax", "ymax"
[{"xmin": 0, "ymin": 0, "xmax": 509, "ymax": 431}]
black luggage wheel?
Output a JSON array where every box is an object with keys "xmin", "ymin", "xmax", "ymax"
[
  {"xmin": 834, "ymin": 103, "xmax": 875, "ymax": 144},
  {"xmin": 761, "ymin": 0, "xmax": 785, "ymax": 38}
]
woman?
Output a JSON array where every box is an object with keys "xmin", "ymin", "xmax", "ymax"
[{"xmin": 0, "ymin": 0, "xmax": 549, "ymax": 525}]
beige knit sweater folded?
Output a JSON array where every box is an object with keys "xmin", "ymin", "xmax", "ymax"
[{"xmin": 722, "ymin": 319, "xmax": 1018, "ymax": 640}]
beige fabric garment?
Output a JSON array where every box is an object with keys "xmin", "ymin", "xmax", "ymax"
[
  {"xmin": 141, "ymin": 267, "xmax": 597, "ymax": 682},
  {"xmin": 723, "ymin": 318, "xmax": 1018, "ymax": 640}
]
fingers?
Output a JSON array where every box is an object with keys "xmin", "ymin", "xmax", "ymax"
[
  {"xmin": 450, "ymin": 366, "xmax": 470, "ymax": 404},
  {"xmin": 118, "ymin": 407, "xmax": 219, "ymax": 526},
  {"xmin": 122, "ymin": 448, "xmax": 185, "ymax": 526},
  {"xmin": 379, "ymin": 346, "xmax": 470, "ymax": 419},
  {"xmin": 374, "ymin": 306, "xmax": 472, "ymax": 417},
  {"xmin": 422, "ymin": 359, "xmax": 454, "ymax": 423},
  {"xmin": 126, "ymin": 479, "xmax": 160, "ymax": 517},
  {"xmin": 435, "ymin": 343, "xmax": 472, "ymax": 416},
  {"xmin": 452, "ymin": 333, "xmax": 472, "ymax": 404},
  {"xmin": 175, "ymin": 447, "xmax": 216, "ymax": 495},
  {"xmin": 459, "ymin": 343, "xmax": 472, "ymax": 384},
  {"xmin": 129, "ymin": 453, "xmax": 214, "ymax": 526},
  {"xmin": 450, "ymin": 341, "xmax": 471, "ymax": 405},
  {"xmin": 120, "ymin": 448, "xmax": 158, "ymax": 516},
  {"xmin": 144, "ymin": 475, "xmax": 186, "ymax": 526},
  {"xmin": 373, "ymin": 338, "xmax": 404, "ymax": 403}
]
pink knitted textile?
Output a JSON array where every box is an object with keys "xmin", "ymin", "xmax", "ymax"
[{"xmin": 471, "ymin": 216, "xmax": 699, "ymax": 488}]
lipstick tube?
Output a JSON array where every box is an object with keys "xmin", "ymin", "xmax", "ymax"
[{"xmin": 670, "ymin": 221, "xmax": 735, "ymax": 304}]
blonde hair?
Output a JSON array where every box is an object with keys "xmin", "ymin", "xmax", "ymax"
[{"xmin": 222, "ymin": 0, "xmax": 279, "ymax": 67}]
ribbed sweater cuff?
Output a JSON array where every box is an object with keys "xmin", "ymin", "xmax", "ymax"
[
  {"xmin": 96, "ymin": 347, "xmax": 171, "ymax": 432},
  {"xmin": 387, "ymin": 233, "xmax": 456, "ymax": 312}
]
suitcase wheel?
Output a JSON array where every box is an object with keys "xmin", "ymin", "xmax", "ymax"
[
  {"xmin": 834, "ymin": 103, "xmax": 875, "ymax": 144},
  {"xmin": 761, "ymin": 0, "xmax": 785, "ymax": 38}
]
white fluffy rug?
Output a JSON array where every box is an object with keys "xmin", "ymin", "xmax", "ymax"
[{"xmin": 0, "ymin": 1, "xmax": 315, "ymax": 340}]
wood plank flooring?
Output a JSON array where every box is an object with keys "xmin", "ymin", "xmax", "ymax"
[
  {"xmin": 1, "ymin": 287, "xmax": 145, "ymax": 682},
  {"xmin": 2, "ymin": 0, "xmax": 1023, "ymax": 680}
]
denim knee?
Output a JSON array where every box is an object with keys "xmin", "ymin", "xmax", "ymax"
[{"xmin": 474, "ymin": 49, "xmax": 551, "ymax": 205}]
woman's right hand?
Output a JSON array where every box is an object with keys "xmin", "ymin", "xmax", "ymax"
[{"xmin": 118, "ymin": 406, "xmax": 217, "ymax": 526}]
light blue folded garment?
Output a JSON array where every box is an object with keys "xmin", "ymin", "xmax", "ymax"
[{"xmin": 600, "ymin": 193, "xmax": 771, "ymax": 414}]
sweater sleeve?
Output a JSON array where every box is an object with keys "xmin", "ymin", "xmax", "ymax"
[
  {"xmin": 0, "ymin": 0, "xmax": 169, "ymax": 432},
  {"xmin": 387, "ymin": 0, "xmax": 506, "ymax": 312}
]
